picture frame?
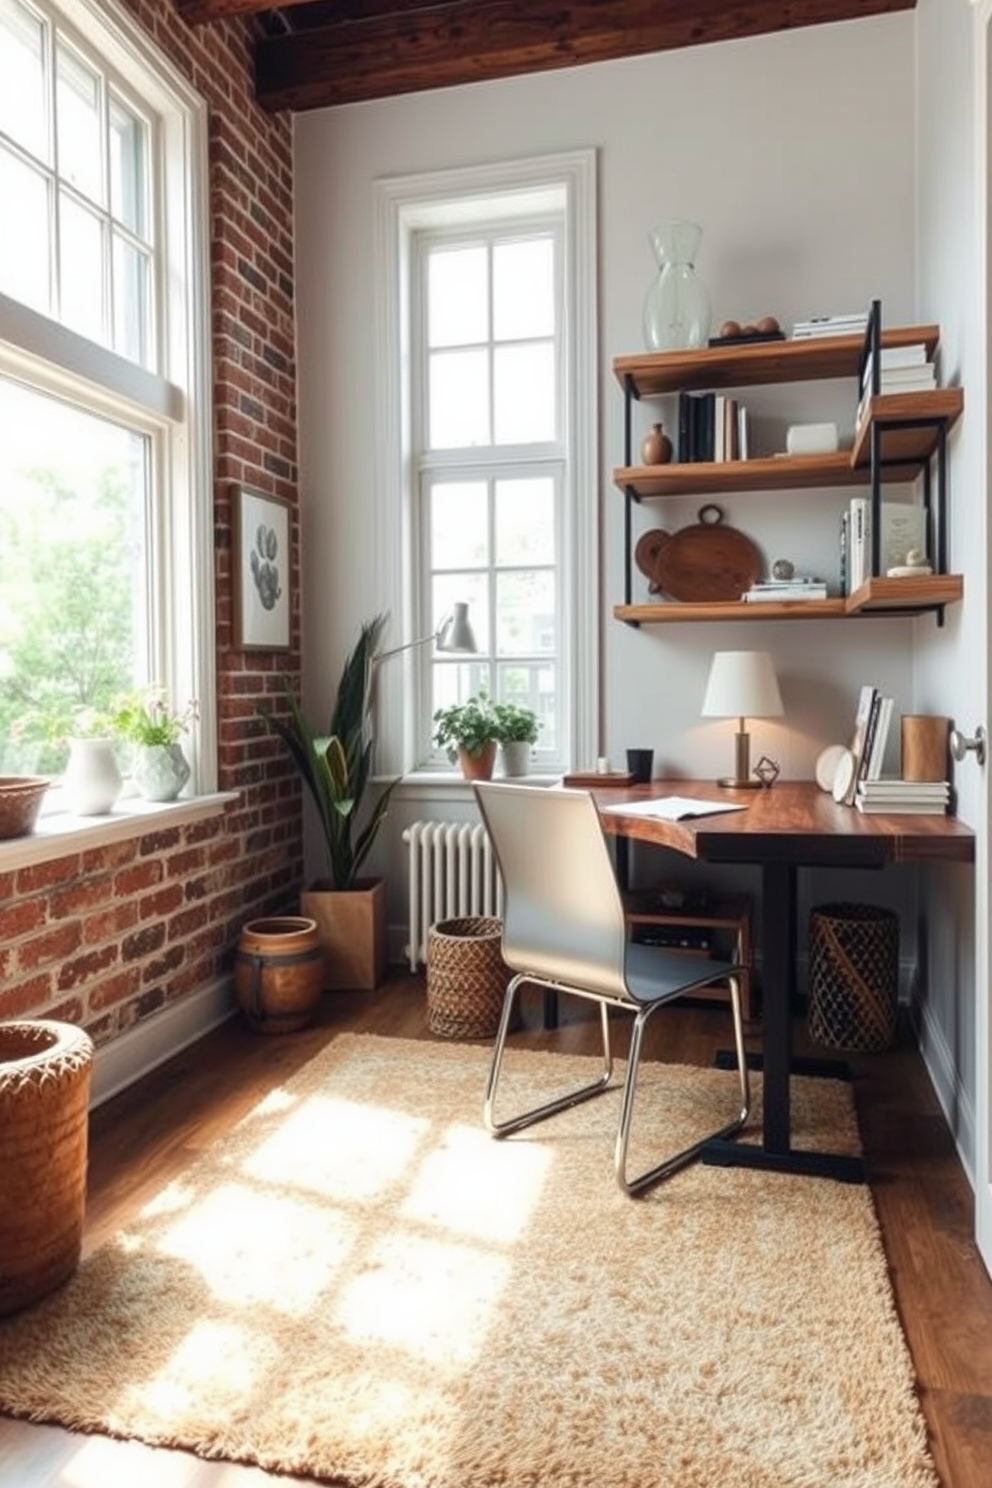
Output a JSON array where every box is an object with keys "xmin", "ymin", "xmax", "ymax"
[{"xmin": 232, "ymin": 486, "xmax": 291, "ymax": 651}]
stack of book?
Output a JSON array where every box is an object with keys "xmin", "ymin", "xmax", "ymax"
[
  {"xmin": 791, "ymin": 312, "xmax": 869, "ymax": 340},
  {"xmin": 855, "ymin": 778, "xmax": 949, "ymax": 815},
  {"xmin": 743, "ymin": 577, "xmax": 828, "ymax": 603},
  {"xmin": 858, "ymin": 342, "xmax": 936, "ymax": 424}
]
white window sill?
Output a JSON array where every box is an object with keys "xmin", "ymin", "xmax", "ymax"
[{"xmin": 0, "ymin": 792, "xmax": 240, "ymax": 872}]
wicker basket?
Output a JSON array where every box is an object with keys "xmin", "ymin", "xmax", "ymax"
[
  {"xmin": 808, "ymin": 903, "xmax": 899, "ymax": 1052},
  {"xmin": 426, "ymin": 916, "xmax": 509, "ymax": 1039},
  {"xmin": 0, "ymin": 1019, "xmax": 94, "ymax": 1316},
  {"xmin": 0, "ymin": 776, "xmax": 50, "ymax": 840}
]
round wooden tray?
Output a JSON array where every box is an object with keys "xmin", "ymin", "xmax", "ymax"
[{"xmin": 653, "ymin": 504, "xmax": 762, "ymax": 603}]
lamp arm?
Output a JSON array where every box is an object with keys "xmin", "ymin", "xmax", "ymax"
[{"xmin": 375, "ymin": 630, "xmax": 438, "ymax": 664}]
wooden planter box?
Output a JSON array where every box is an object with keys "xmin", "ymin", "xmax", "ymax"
[{"xmin": 301, "ymin": 878, "xmax": 387, "ymax": 991}]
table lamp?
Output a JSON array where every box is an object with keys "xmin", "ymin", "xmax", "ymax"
[
  {"xmin": 701, "ymin": 649, "xmax": 783, "ymax": 788},
  {"xmin": 376, "ymin": 601, "xmax": 478, "ymax": 662}
]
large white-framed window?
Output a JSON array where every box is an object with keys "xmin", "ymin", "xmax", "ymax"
[
  {"xmin": 0, "ymin": 0, "xmax": 215, "ymax": 809},
  {"xmin": 373, "ymin": 151, "xmax": 598, "ymax": 780}
]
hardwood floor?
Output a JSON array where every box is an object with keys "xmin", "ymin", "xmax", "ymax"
[{"xmin": 2, "ymin": 973, "xmax": 991, "ymax": 1487}]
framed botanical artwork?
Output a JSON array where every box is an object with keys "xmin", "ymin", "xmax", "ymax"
[{"xmin": 232, "ymin": 486, "xmax": 291, "ymax": 651}]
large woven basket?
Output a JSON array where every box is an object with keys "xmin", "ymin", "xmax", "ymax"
[
  {"xmin": 426, "ymin": 916, "xmax": 509, "ymax": 1039},
  {"xmin": 808, "ymin": 903, "xmax": 899, "ymax": 1052},
  {"xmin": 0, "ymin": 1019, "xmax": 94, "ymax": 1315}
]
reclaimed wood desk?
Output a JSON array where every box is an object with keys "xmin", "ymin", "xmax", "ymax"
[{"xmin": 592, "ymin": 779, "xmax": 975, "ymax": 1182}]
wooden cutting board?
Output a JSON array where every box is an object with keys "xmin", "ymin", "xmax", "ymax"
[{"xmin": 653, "ymin": 503, "xmax": 762, "ymax": 603}]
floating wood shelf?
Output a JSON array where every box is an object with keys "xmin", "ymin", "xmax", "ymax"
[
  {"xmin": 613, "ymin": 573, "xmax": 963, "ymax": 625},
  {"xmin": 613, "ymin": 325, "xmax": 940, "ymax": 398}
]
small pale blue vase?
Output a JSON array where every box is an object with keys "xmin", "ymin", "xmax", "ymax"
[{"xmin": 133, "ymin": 743, "xmax": 190, "ymax": 802}]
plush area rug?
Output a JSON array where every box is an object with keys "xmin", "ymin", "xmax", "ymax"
[{"xmin": 0, "ymin": 1032, "xmax": 938, "ymax": 1487}]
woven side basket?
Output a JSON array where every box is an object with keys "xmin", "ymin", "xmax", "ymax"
[
  {"xmin": 808, "ymin": 903, "xmax": 899, "ymax": 1053},
  {"xmin": 0, "ymin": 1019, "xmax": 94, "ymax": 1316},
  {"xmin": 426, "ymin": 916, "xmax": 509, "ymax": 1039}
]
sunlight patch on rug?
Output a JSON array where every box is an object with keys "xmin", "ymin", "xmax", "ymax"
[{"xmin": 0, "ymin": 1032, "xmax": 940, "ymax": 1488}]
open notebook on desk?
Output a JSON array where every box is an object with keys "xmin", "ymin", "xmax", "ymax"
[{"xmin": 601, "ymin": 797, "xmax": 749, "ymax": 822}]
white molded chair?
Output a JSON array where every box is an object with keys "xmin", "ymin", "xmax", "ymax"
[{"xmin": 474, "ymin": 781, "xmax": 752, "ymax": 1196}]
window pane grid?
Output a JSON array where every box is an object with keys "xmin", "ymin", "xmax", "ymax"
[{"xmin": 0, "ymin": 0, "xmax": 154, "ymax": 368}]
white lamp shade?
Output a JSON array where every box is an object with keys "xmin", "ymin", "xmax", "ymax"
[
  {"xmin": 437, "ymin": 601, "xmax": 477, "ymax": 655},
  {"xmin": 701, "ymin": 650, "xmax": 783, "ymax": 720}
]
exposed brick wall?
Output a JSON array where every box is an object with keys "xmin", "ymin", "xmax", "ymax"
[{"xmin": 0, "ymin": 1, "xmax": 305, "ymax": 1044}]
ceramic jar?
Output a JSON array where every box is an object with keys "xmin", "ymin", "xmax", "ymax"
[
  {"xmin": 63, "ymin": 738, "xmax": 123, "ymax": 816},
  {"xmin": 132, "ymin": 743, "xmax": 190, "ymax": 802},
  {"xmin": 640, "ymin": 422, "xmax": 673, "ymax": 465}
]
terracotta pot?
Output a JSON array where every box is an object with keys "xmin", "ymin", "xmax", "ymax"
[
  {"xmin": 457, "ymin": 742, "xmax": 497, "ymax": 781},
  {"xmin": 234, "ymin": 915, "xmax": 324, "ymax": 1033}
]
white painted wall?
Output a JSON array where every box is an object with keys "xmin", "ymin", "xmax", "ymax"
[
  {"xmin": 292, "ymin": 13, "xmax": 978, "ymax": 1127},
  {"xmin": 912, "ymin": 0, "xmax": 987, "ymax": 1185}
]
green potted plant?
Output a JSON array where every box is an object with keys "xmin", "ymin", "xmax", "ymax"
[
  {"xmin": 432, "ymin": 689, "xmax": 502, "ymax": 780},
  {"xmin": 258, "ymin": 614, "xmax": 400, "ymax": 991},
  {"xmin": 110, "ymin": 688, "xmax": 198, "ymax": 802},
  {"xmin": 493, "ymin": 701, "xmax": 540, "ymax": 777}
]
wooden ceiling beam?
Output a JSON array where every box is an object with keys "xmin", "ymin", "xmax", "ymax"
[{"xmin": 253, "ymin": 0, "xmax": 915, "ymax": 114}]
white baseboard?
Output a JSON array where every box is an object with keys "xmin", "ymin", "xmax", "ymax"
[
  {"xmin": 911, "ymin": 989, "xmax": 976, "ymax": 1190},
  {"xmin": 90, "ymin": 977, "xmax": 236, "ymax": 1109}
]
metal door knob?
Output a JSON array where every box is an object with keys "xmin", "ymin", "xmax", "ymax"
[{"xmin": 949, "ymin": 725, "xmax": 986, "ymax": 765}]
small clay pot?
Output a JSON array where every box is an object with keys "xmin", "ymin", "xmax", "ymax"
[{"xmin": 640, "ymin": 422, "xmax": 673, "ymax": 465}]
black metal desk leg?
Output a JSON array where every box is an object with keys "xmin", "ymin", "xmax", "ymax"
[{"xmin": 760, "ymin": 860, "xmax": 795, "ymax": 1154}]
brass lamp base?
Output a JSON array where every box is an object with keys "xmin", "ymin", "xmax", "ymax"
[
  {"xmin": 717, "ymin": 728, "xmax": 760, "ymax": 789},
  {"xmin": 716, "ymin": 775, "xmax": 762, "ymax": 789}
]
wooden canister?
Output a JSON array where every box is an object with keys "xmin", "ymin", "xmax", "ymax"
[
  {"xmin": 900, "ymin": 715, "xmax": 950, "ymax": 782},
  {"xmin": 234, "ymin": 915, "xmax": 324, "ymax": 1033}
]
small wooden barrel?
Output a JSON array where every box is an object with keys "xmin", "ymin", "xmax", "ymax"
[
  {"xmin": 0, "ymin": 1019, "xmax": 94, "ymax": 1316},
  {"xmin": 234, "ymin": 915, "xmax": 325, "ymax": 1033}
]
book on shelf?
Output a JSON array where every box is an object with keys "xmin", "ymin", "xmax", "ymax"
[
  {"xmin": 743, "ymin": 580, "xmax": 828, "ymax": 602},
  {"xmin": 792, "ymin": 312, "xmax": 869, "ymax": 339},
  {"xmin": 848, "ymin": 500, "xmax": 927, "ymax": 589},
  {"xmin": 857, "ymin": 368, "xmax": 937, "ymax": 424},
  {"xmin": 861, "ymin": 343, "xmax": 930, "ymax": 386}
]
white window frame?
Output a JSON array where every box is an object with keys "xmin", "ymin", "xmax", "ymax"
[
  {"xmin": 0, "ymin": 0, "xmax": 217, "ymax": 855},
  {"xmin": 372, "ymin": 150, "xmax": 598, "ymax": 786}
]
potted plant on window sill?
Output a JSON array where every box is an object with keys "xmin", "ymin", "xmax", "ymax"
[
  {"xmin": 110, "ymin": 689, "xmax": 198, "ymax": 802},
  {"xmin": 493, "ymin": 701, "xmax": 541, "ymax": 778},
  {"xmin": 258, "ymin": 614, "xmax": 400, "ymax": 992},
  {"xmin": 432, "ymin": 691, "xmax": 503, "ymax": 781}
]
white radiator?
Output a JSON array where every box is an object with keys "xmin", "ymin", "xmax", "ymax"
[{"xmin": 403, "ymin": 820, "xmax": 503, "ymax": 971}]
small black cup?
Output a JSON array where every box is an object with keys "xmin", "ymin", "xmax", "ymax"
[{"xmin": 626, "ymin": 748, "xmax": 654, "ymax": 784}]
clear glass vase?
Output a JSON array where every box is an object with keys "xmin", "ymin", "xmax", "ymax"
[{"xmin": 642, "ymin": 220, "xmax": 711, "ymax": 351}]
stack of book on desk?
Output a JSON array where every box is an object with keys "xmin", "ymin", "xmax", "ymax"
[{"xmin": 855, "ymin": 778, "xmax": 950, "ymax": 815}]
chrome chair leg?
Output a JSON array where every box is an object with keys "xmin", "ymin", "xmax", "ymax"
[
  {"xmin": 484, "ymin": 974, "xmax": 614, "ymax": 1137},
  {"xmin": 616, "ymin": 974, "xmax": 753, "ymax": 1197}
]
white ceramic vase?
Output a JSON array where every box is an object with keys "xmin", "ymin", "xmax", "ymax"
[
  {"xmin": 132, "ymin": 743, "xmax": 190, "ymax": 802},
  {"xmin": 64, "ymin": 738, "xmax": 123, "ymax": 816}
]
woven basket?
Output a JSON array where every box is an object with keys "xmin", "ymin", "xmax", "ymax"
[
  {"xmin": 426, "ymin": 916, "xmax": 509, "ymax": 1039},
  {"xmin": 0, "ymin": 1019, "xmax": 94, "ymax": 1316},
  {"xmin": 0, "ymin": 776, "xmax": 50, "ymax": 840},
  {"xmin": 808, "ymin": 903, "xmax": 899, "ymax": 1052}
]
